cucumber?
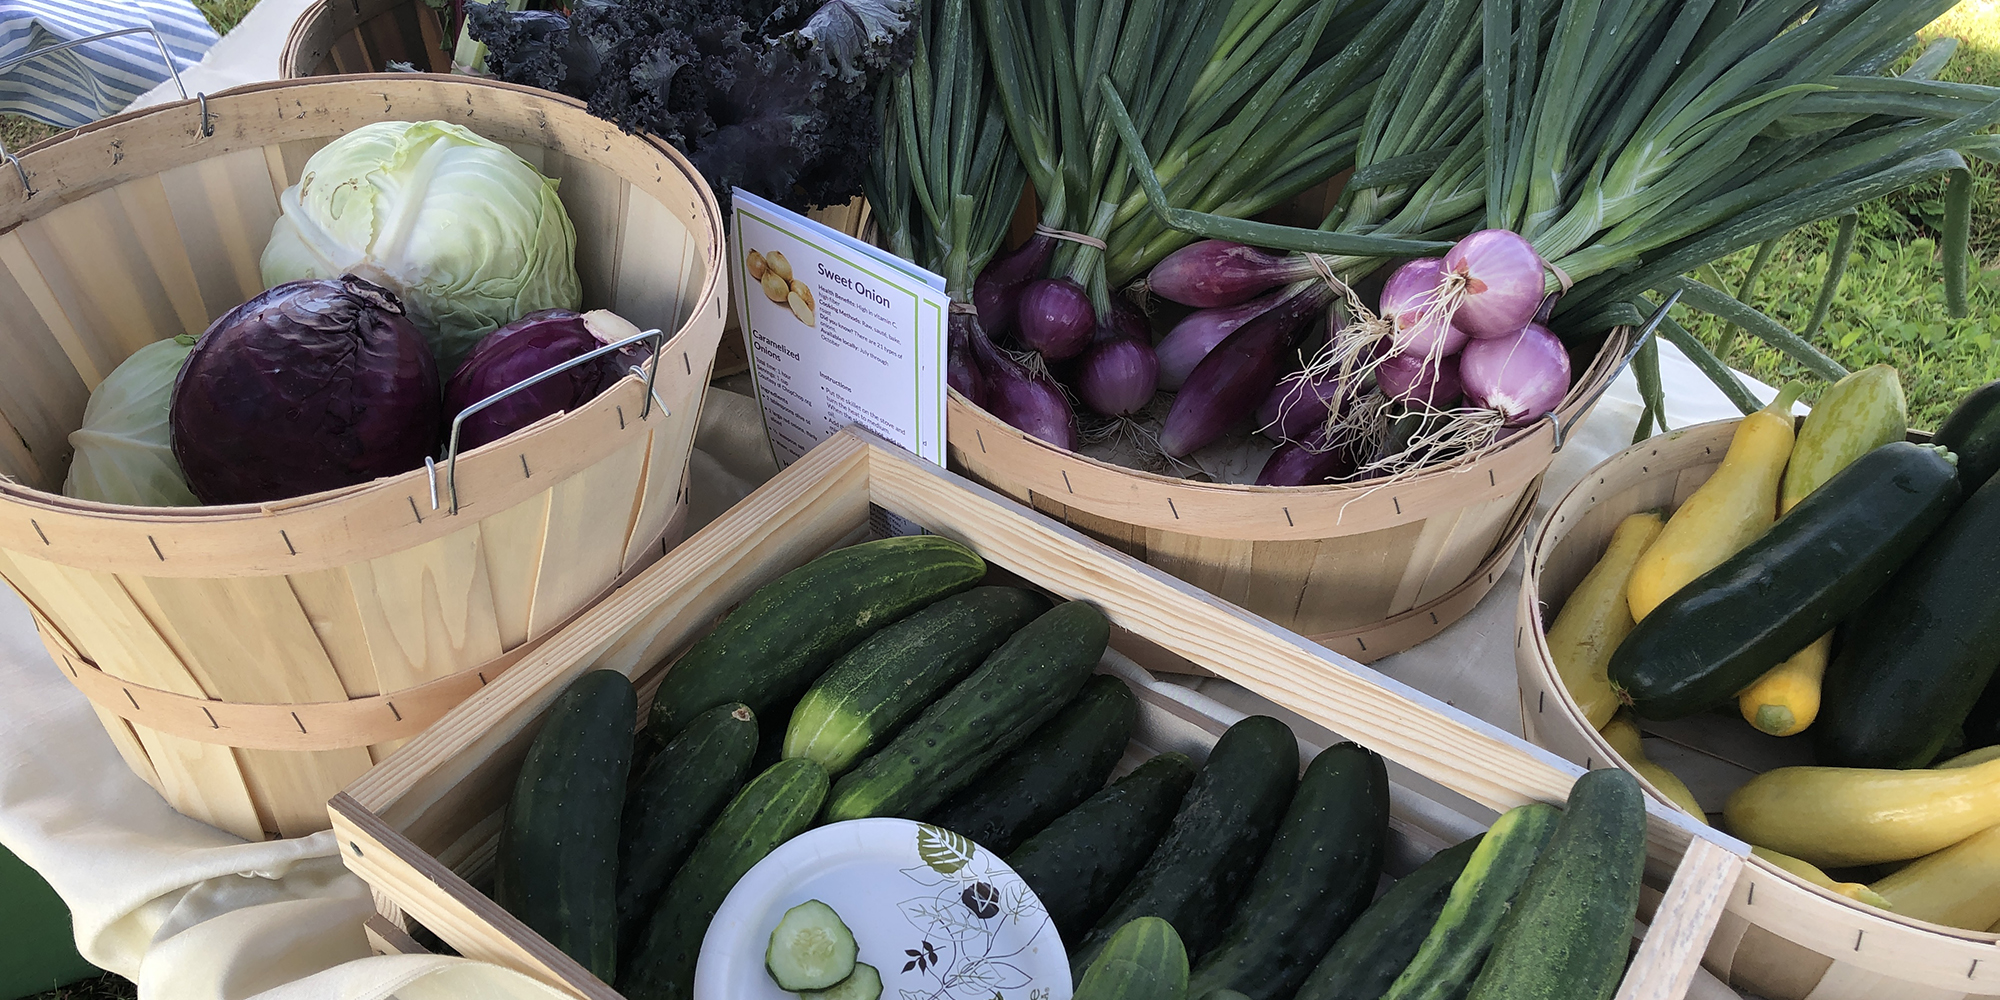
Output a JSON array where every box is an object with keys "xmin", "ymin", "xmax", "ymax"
[
  {"xmin": 617, "ymin": 703, "xmax": 758, "ymax": 950},
  {"xmin": 1608, "ymin": 441, "xmax": 1963, "ymax": 720},
  {"xmin": 1819, "ymin": 473, "xmax": 2000, "ymax": 767},
  {"xmin": 802, "ymin": 963, "xmax": 882, "ymax": 1000},
  {"xmin": 1072, "ymin": 715, "xmax": 1299, "ymax": 972},
  {"xmin": 650, "ymin": 536, "xmax": 985, "ymax": 735},
  {"xmin": 766, "ymin": 899, "xmax": 857, "ymax": 991},
  {"xmin": 1964, "ymin": 676, "xmax": 2000, "ymax": 750},
  {"xmin": 928, "ymin": 673, "xmax": 1138, "ymax": 855},
  {"xmin": 1465, "ymin": 769, "xmax": 1649, "ymax": 1000},
  {"xmin": 495, "ymin": 670, "xmax": 635, "ymax": 983},
  {"xmin": 824, "ymin": 601, "xmax": 1111, "ymax": 822},
  {"xmin": 1292, "ymin": 835, "xmax": 1484, "ymax": 1000},
  {"xmin": 1074, "ymin": 917, "xmax": 1190, "ymax": 1000},
  {"xmin": 1008, "ymin": 753, "xmax": 1196, "ymax": 939},
  {"xmin": 1937, "ymin": 378, "xmax": 2000, "ymax": 492},
  {"xmin": 1185, "ymin": 743, "xmax": 1390, "ymax": 1000},
  {"xmin": 786, "ymin": 586, "xmax": 1049, "ymax": 774},
  {"xmin": 1377, "ymin": 805, "xmax": 1561, "ymax": 1000},
  {"xmin": 621, "ymin": 758, "xmax": 829, "ymax": 1000}
]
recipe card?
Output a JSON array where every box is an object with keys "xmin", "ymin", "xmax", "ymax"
[{"xmin": 731, "ymin": 189, "xmax": 949, "ymax": 469}]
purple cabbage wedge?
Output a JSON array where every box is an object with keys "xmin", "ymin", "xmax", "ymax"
[
  {"xmin": 1075, "ymin": 304, "xmax": 1158, "ymax": 418},
  {"xmin": 1159, "ymin": 282, "xmax": 1332, "ymax": 458},
  {"xmin": 445, "ymin": 309, "xmax": 649, "ymax": 451},
  {"xmin": 967, "ymin": 318, "xmax": 1077, "ymax": 450},
  {"xmin": 171, "ymin": 275, "xmax": 441, "ymax": 505},
  {"xmin": 973, "ymin": 235, "xmax": 1056, "ymax": 337},
  {"xmin": 1015, "ymin": 278, "xmax": 1095, "ymax": 360},
  {"xmin": 1147, "ymin": 240, "xmax": 1313, "ymax": 308}
]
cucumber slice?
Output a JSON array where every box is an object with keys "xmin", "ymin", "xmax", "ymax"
[
  {"xmin": 802, "ymin": 962, "xmax": 883, "ymax": 1000},
  {"xmin": 766, "ymin": 900, "xmax": 859, "ymax": 991}
]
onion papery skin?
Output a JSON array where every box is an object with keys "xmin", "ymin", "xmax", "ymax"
[
  {"xmin": 1442, "ymin": 229, "xmax": 1545, "ymax": 340},
  {"xmin": 1016, "ymin": 278, "xmax": 1095, "ymax": 360},
  {"xmin": 1378, "ymin": 257, "xmax": 1468, "ymax": 357},
  {"xmin": 1148, "ymin": 240, "xmax": 1313, "ymax": 308},
  {"xmin": 1460, "ymin": 322, "xmax": 1571, "ymax": 425}
]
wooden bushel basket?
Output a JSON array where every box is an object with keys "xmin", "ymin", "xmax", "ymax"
[
  {"xmin": 0, "ymin": 76, "xmax": 725, "ymax": 841},
  {"xmin": 329, "ymin": 428, "xmax": 1741, "ymax": 1000},
  {"xmin": 950, "ymin": 325, "xmax": 1635, "ymax": 663},
  {"xmin": 283, "ymin": 0, "xmax": 454, "ymax": 78},
  {"xmin": 1517, "ymin": 419, "xmax": 2000, "ymax": 1000}
]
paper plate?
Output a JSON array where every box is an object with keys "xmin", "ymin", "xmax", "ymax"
[{"xmin": 696, "ymin": 817, "xmax": 1069, "ymax": 1000}]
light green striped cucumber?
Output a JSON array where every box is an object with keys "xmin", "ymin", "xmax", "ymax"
[
  {"xmin": 650, "ymin": 536, "xmax": 985, "ymax": 735},
  {"xmin": 495, "ymin": 670, "xmax": 636, "ymax": 983},
  {"xmin": 620, "ymin": 758, "xmax": 829, "ymax": 1000},
  {"xmin": 1074, "ymin": 917, "xmax": 1190, "ymax": 1000},
  {"xmin": 824, "ymin": 601, "xmax": 1111, "ymax": 822},
  {"xmin": 1378, "ymin": 804, "xmax": 1561, "ymax": 1000},
  {"xmin": 1781, "ymin": 364, "xmax": 1907, "ymax": 513},
  {"xmin": 1466, "ymin": 769, "xmax": 1649, "ymax": 1000},
  {"xmin": 785, "ymin": 586, "xmax": 1048, "ymax": 773}
]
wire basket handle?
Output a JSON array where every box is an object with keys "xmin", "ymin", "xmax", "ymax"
[
  {"xmin": 1544, "ymin": 288, "xmax": 1681, "ymax": 452},
  {"xmin": 0, "ymin": 25, "xmax": 213, "ymax": 196},
  {"xmin": 430, "ymin": 327, "xmax": 669, "ymax": 515}
]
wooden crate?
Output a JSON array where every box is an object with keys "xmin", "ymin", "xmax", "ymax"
[
  {"xmin": 328, "ymin": 427, "xmax": 1744, "ymax": 999},
  {"xmin": 0, "ymin": 76, "xmax": 724, "ymax": 840},
  {"xmin": 1518, "ymin": 418, "xmax": 2000, "ymax": 1000}
]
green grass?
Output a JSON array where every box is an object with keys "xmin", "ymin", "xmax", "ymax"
[
  {"xmin": 1676, "ymin": 2, "xmax": 2000, "ymax": 430},
  {"xmin": 25, "ymin": 974, "xmax": 136, "ymax": 1000}
]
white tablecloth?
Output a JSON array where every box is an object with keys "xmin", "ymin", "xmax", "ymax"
[{"xmin": 0, "ymin": 12, "xmax": 1783, "ymax": 994}]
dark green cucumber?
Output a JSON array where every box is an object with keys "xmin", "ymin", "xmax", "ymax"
[
  {"xmin": 1819, "ymin": 473, "xmax": 2000, "ymax": 767},
  {"xmin": 1608, "ymin": 441, "xmax": 1963, "ymax": 720},
  {"xmin": 1185, "ymin": 743, "xmax": 1390, "ymax": 1000},
  {"xmin": 1072, "ymin": 715, "xmax": 1299, "ymax": 972},
  {"xmin": 1293, "ymin": 834, "xmax": 1485, "ymax": 1000},
  {"xmin": 615, "ymin": 702, "xmax": 758, "ymax": 951},
  {"xmin": 928, "ymin": 673, "xmax": 1137, "ymax": 855},
  {"xmin": 1466, "ymin": 768, "xmax": 1649, "ymax": 1000},
  {"xmin": 785, "ymin": 586, "xmax": 1050, "ymax": 774},
  {"xmin": 1377, "ymin": 806, "xmax": 1561, "ymax": 1000},
  {"xmin": 650, "ymin": 536, "xmax": 985, "ymax": 735},
  {"xmin": 1964, "ymin": 675, "xmax": 2000, "ymax": 750},
  {"xmin": 1936, "ymin": 379, "xmax": 2000, "ymax": 491},
  {"xmin": 495, "ymin": 670, "xmax": 635, "ymax": 982},
  {"xmin": 1074, "ymin": 917, "xmax": 1190, "ymax": 1000},
  {"xmin": 824, "ymin": 601, "xmax": 1111, "ymax": 822},
  {"xmin": 620, "ymin": 758, "xmax": 829, "ymax": 1000},
  {"xmin": 1008, "ymin": 753, "xmax": 1196, "ymax": 939}
]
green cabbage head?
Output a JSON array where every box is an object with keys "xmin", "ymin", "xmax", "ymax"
[
  {"xmin": 64, "ymin": 335, "xmax": 200, "ymax": 507},
  {"xmin": 259, "ymin": 120, "xmax": 582, "ymax": 370}
]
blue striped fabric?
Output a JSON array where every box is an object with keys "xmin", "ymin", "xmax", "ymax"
[{"xmin": 0, "ymin": 1, "xmax": 218, "ymax": 129}]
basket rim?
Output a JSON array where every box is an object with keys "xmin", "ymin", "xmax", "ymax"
[
  {"xmin": 1517, "ymin": 415, "xmax": 2000, "ymax": 966},
  {"xmin": 279, "ymin": 0, "xmax": 445, "ymax": 80}
]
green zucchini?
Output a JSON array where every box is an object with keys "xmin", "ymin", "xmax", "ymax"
[
  {"xmin": 1377, "ymin": 806, "xmax": 1561, "ymax": 1000},
  {"xmin": 496, "ymin": 670, "xmax": 635, "ymax": 982},
  {"xmin": 1073, "ymin": 715, "xmax": 1299, "ymax": 973},
  {"xmin": 1184, "ymin": 743, "xmax": 1390, "ymax": 1000},
  {"xmin": 824, "ymin": 601, "xmax": 1111, "ymax": 822},
  {"xmin": 650, "ymin": 536, "xmax": 985, "ymax": 735},
  {"xmin": 1008, "ymin": 753, "xmax": 1196, "ymax": 939},
  {"xmin": 785, "ymin": 586, "xmax": 1049, "ymax": 774},
  {"xmin": 765, "ymin": 899, "xmax": 857, "ymax": 991},
  {"xmin": 1781, "ymin": 364, "xmax": 1907, "ymax": 513},
  {"xmin": 1465, "ymin": 768, "xmax": 1649, "ymax": 1000},
  {"xmin": 621, "ymin": 758, "xmax": 829, "ymax": 1000},
  {"xmin": 616, "ymin": 703, "xmax": 758, "ymax": 950},
  {"xmin": 1937, "ymin": 379, "xmax": 2000, "ymax": 492},
  {"xmin": 1074, "ymin": 917, "xmax": 1190, "ymax": 1000},
  {"xmin": 1608, "ymin": 441, "xmax": 1963, "ymax": 720},
  {"xmin": 802, "ymin": 963, "xmax": 882, "ymax": 1000},
  {"xmin": 928, "ymin": 673, "xmax": 1138, "ymax": 855},
  {"xmin": 1293, "ymin": 834, "xmax": 1484, "ymax": 1000},
  {"xmin": 1819, "ymin": 473, "xmax": 2000, "ymax": 767}
]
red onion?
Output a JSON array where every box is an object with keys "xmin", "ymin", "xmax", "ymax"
[
  {"xmin": 1016, "ymin": 278, "xmax": 1095, "ymax": 360},
  {"xmin": 1378, "ymin": 257, "xmax": 1468, "ymax": 357},
  {"xmin": 1255, "ymin": 424, "xmax": 1359, "ymax": 486},
  {"xmin": 1255, "ymin": 371, "xmax": 1344, "ymax": 442},
  {"xmin": 1156, "ymin": 289, "xmax": 1291, "ymax": 391},
  {"xmin": 948, "ymin": 314, "xmax": 988, "ymax": 409},
  {"xmin": 1160, "ymin": 282, "xmax": 1333, "ymax": 458},
  {"xmin": 968, "ymin": 317, "xmax": 1078, "ymax": 449},
  {"xmin": 974, "ymin": 234, "xmax": 1055, "ymax": 337},
  {"xmin": 1375, "ymin": 351, "xmax": 1464, "ymax": 407},
  {"xmin": 1147, "ymin": 240, "xmax": 1314, "ymax": 308},
  {"xmin": 1460, "ymin": 322, "xmax": 1571, "ymax": 425},
  {"xmin": 1442, "ymin": 229, "xmax": 1546, "ymax": 340},
  {"xmin": 1077, "ymin": 337, "xmax": 1159, "ymax": 417}
]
